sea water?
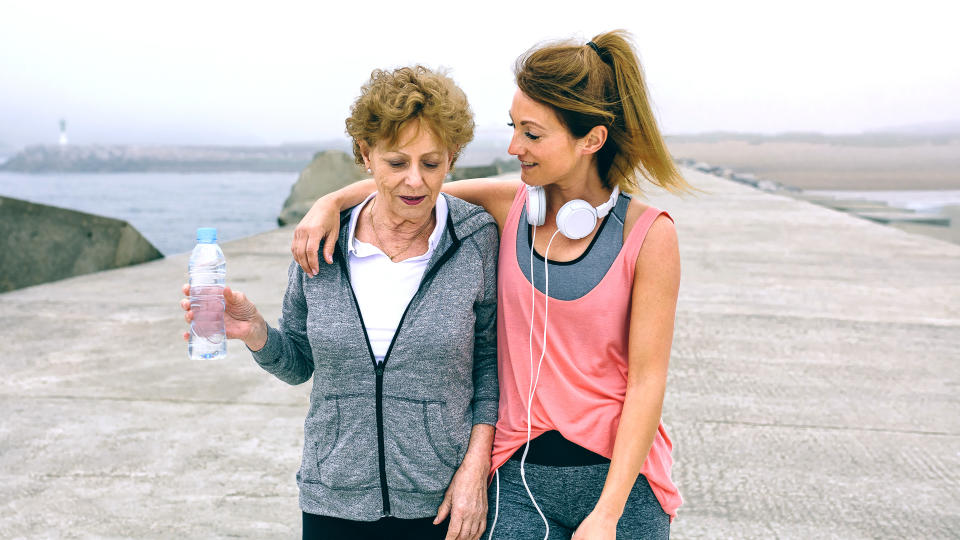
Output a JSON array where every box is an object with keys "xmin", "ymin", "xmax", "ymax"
[{"xmin": 0, "ymin": 171, "xmax": 298, "ymax": 255}]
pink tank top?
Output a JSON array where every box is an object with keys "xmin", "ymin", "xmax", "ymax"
[{"xmin": 491, "ymin": 186, "xmax": 682, "ymax": 518}]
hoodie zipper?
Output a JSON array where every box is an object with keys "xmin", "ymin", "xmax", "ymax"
[{"xmin": 335, "ymin": 212, "xmax": 462, "ymax": 517}]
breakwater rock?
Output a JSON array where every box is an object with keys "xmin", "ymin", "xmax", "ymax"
[
  {"xmin": 0, "ymin": 196, "xmax": 162, "ymax": 292},
  {"xmin": 277, "ymin": 150, "xmax": 368, "ymax": 226},
  {"xmin": 0, "ymin": 144, "xmax": 319, "ymax": 173}
]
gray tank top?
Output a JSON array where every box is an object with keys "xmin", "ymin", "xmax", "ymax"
[{"xmin": 517, "ymin": 193, "xmax": 632, "ymax": 300}]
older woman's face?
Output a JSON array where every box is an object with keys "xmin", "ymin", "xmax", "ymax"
[{"xmin": 362, "ymin": 120, "xmax": 452, "ymax": 224}]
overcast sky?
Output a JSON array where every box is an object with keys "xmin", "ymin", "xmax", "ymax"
[{"xmin": 1, "ymin": 0, "xmax": 958, "ymax": 147}]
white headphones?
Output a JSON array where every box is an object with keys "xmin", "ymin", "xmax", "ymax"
[{"xmin": 526, "ymin": 184, "xmax": 620, "ymax": 240}]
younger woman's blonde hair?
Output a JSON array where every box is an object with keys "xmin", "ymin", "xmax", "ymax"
[
  {"xmin": 346, "ymin": 65, "xmax": 475, "ymax": 166},
  {"xmin": 515, "ymin": 30, "xmax": 689, "ymax": 194}
]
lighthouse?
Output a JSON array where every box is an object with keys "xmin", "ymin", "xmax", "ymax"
[{"xmin": 58, "ymin": 119, "xmax": 68, "ymax": 146}]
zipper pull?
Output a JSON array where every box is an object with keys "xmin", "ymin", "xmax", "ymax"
[{"xmin": 375, "ymin": 362, "xmax": 384, "ymax": 375}]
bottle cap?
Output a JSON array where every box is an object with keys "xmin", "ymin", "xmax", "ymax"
[{"xmin": 196, "ymin": 227, "xmax": 217, "ymax": 244}]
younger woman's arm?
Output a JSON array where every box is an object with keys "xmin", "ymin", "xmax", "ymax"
[
  {"xmin": 573, "ymin": 214, "xmax": 680, "ymax": 538},
  {"xmin": 292, "ymin": 179, "xmax": 376, "ymax": 275},
  {"xmin": 291, "ymin": 177, "xmax": 520, "ymax": 275},
  {"xmin": 440, "ymin": 177, "xmax": 521, "ymax": 233}
]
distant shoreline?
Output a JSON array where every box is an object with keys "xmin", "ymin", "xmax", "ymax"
[
  {"xmin": 5, "ymin": 132, "xmax": 960, "ymax": 191},
  {"xmin": 0, "ymin": 144, "xmax": 321, "ymax": 174},
  {"xmin": 677, "ymin": 157, "xmax": 960, "ymax": 246},
  {"xmin": 666, "ymin": 134, "xmax": 960, "ymax": 191}
]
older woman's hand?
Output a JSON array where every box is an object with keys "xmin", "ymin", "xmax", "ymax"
[
  {"xmin": 435, "ymin": 450, "xmax": 491, "ymax": 540},
  {"xmin": 180, "ymin": 284, "xmax": 268, "ymax": 351}
]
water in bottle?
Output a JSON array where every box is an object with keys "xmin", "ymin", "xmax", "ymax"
[{"xmin": 188, "ymin": 227, "xmax": 227, "ymax": 360}]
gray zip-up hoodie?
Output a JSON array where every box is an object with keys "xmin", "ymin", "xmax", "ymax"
[{"xmin": 251, "ymin": 194, "xmax": 499, "ymax": 521}]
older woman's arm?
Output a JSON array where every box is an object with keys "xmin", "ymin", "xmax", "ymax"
[
  {"xmin": 435, "ymin": 220, "xmax": 500, "ymax": 540},
  {"xmin": 435, "ymin": 424, "xmax": 494, "ymax": 540},
  {"xmin": 468, "ymin": 221, "xmax": 500, "ymax": 426},
  {"xmin": 246, "ymin": 260, "xmax": 316, "ymax": 385},
  {"xmin": 179, "ymin": 260, "xmax": 312, "ymax": 385}
]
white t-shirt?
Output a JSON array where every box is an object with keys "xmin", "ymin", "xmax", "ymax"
[{"xmin": 346, "ymin": 193, "xmax": 448, "ymax": 364}]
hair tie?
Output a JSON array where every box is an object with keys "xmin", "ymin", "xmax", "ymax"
[{"xmin": 586, "ymin": 41, "xmax": 611, "ymax": 65}]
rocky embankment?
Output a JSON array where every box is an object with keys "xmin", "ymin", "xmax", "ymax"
[{"xmin": 0, "ymin": 144, "xmax": 319, "ymax": 173}]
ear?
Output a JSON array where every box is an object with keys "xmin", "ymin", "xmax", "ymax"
[
  {"xmin": 358, "ymin": 140, "xmax": 372, "ymax": 170},
  {"xmin": 447, "ymin": 145, "xmax": 459, "ymax": 168},
  {"xmin": 578, "ymin": 125, "xmax": 607, "ymax": 155}
]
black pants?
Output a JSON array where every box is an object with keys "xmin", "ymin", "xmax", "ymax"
[{"xmin": 302, "ymin": 512, "xmax": 450, "ymax": 540}]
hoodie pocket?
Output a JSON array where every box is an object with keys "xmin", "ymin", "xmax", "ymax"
[
  {"xmin": 305, "ymin": 395, "xmax": 379, "ymax": 491},
  {"xmin": 382, "ymin": 396, "xmax": 462, "ymax": 495}
]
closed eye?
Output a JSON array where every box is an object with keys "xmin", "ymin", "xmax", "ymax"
[{"xmin": 508, "ymin": 122, "xmax": 540, "ymax": 141}]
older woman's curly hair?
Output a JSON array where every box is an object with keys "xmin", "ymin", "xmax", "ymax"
[{"xmin": 346, "ymin": 65, "xmax": 474, "ymax": 166}]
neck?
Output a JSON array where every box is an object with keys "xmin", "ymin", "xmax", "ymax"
[
  {"xmin": 543, "ymin": 163, "xmax": 610, "ymax": 216},
  {"xmin": 366, "ymin": 196, "xmax": 434, "ymax": 239}
]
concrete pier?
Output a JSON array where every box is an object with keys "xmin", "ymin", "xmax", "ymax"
[{"xmin": 1, "ymin": 168, "xmax": 958, "ymax": 538}]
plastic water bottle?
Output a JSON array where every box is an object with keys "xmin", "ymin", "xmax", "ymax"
[{"xmin": 188, "ymin": 227, "xmax": 227, "ymax": 360}]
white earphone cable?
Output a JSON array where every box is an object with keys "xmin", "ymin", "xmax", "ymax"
[
  {"xmin": 528, "ymin": 223, "xmax": 537, "ymax": 411},
  {"xmin": 486, "ymin": 468, "xmax": 499, "ymax": 540}
]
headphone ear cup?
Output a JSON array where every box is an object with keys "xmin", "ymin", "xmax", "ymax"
[
  {"xmin": 526, "ymin": 186, "xmax": 546, "ymax": 226},
  {"xmin": 556, "ymin": 200, "xmax": 598, "ymax": 240}
]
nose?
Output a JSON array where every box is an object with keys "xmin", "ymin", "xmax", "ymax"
[
  {"xmin": 404, "ymin": 163, "xmax": 425, "ymax": 188},
  {"xmin": 507, "ymin": 131, "xmax": 523, "ymax": 157}
]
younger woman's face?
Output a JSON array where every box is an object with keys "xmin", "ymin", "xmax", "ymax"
[{"xmin": 507, "ymin": 89, "xmax": 582, "ymax": 187}]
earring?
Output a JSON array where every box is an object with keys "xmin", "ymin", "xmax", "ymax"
[{"xmin": 366, "ymin": 168, "xmax": 372, "ymax": 174}]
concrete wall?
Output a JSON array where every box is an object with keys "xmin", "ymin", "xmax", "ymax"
[{"xmin": 0, "ymin": 195, "xmax": 162, "ymax": 292}]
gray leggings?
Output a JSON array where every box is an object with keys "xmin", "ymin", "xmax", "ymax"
[{"xmin": 486, "ymin": 459, "xmax": 670, "ymax": 539}]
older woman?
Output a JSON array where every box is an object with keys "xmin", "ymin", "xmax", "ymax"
[{"xmin": 181, "ymin": 65, "xmax": 499, "ymax": 540}]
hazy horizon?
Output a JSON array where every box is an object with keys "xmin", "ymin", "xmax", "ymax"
[{"xmin": 2, "ymin": 1, "xmax": 959, "ymax": 148}]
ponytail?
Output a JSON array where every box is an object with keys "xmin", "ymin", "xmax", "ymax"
[{"xmin": 515, "ymin": 30, "xmax": 690, "ymax": 194}]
